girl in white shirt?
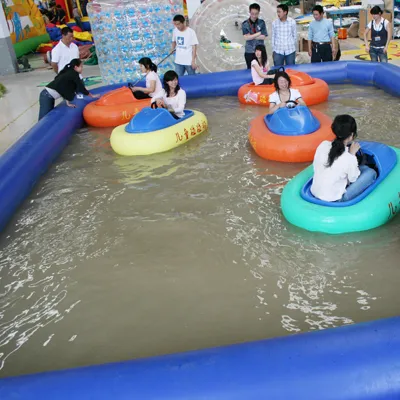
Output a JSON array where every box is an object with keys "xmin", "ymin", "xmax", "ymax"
[
  {"xmin": 268, "ymin": 70, "xmax": 306, "ymax": 114},
  {"xmin": 151, "ymin": 70, "xmax": 186, "ymax": 119},
  {"xmin": 251, "ymin": 45, "xmax": 276, "ymax": 86},
  {"xmin": 129, "ymin": 57, "xmax": 162, "ymax": 100},
  {"xmin": 311, "ymin": 114, "xmax": 377, "ymax": 202}
]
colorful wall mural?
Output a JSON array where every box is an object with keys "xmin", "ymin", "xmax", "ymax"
[{"xmin": 1, "ymin": 0, "xmax": 46, "ymax": 44}]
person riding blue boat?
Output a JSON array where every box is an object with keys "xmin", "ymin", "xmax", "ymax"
[
  {"xmin": 268, "ymin": 70, "xmax": 306, "ymax": 114},
  {"xmin": 311, "ymin": 114, "xmax": 377, "ymax": 202},
  {"xmin": 151, "ymin": 70, "xmax": 187, "ymax": 119}
]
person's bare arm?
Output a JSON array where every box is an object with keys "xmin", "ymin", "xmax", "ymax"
[
  {"xmin": 269, "ymin": 102, "xmax": 285, "ymax": 114},
  {"xmin": 191, "ymin": 45, "xmax": 197, "ymax": 69},
  {"xmin": 51, "ymin": 62, "xmax": 58, "ymax": 74},
  {"xmin": 252, "ymin": 63, "xmax": 272, "ymax": 79},
  {"xmin": 131, "ymin": 80, "xmax": 156, "ymax": 94},
  {"xmin": 297, "ymin": 97, "xmax": 306, "ymax": 106},
  {"xmin": 385, "ymin": 23, "xmax": 392, "ymax": 54},
  {"xmin": 364, "ymin": 27, "xmax": 371, "ymax": 52},
  {"xmin": 171, "ymin": 41, "xmax": 176, "ymax": 53},
  {"xmin": 308, "ymin": 40, "xmax": 312, "ymax": 57},
  {"xmin": 331, "ymin": 36, "xmax": 337, "ymax": 59}
]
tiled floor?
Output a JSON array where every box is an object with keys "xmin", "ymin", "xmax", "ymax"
[{"xmin": 0, "ymin": 58, "xmax": 101, "ymax": 155}]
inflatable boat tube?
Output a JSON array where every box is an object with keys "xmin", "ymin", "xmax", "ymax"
[
  {"xmin": 83, "ymin": 87, "xmax": 151, "ymax": 128},
  {"xmin": 249, "ymin": 107, "xmax": 334, "ymax": 163},
  {"xmin": 238, "ymin": 69, "xmax": 329, "ymax": 107},
  {"xmin": 110, "ymin": 108, "xmax": 208, "ymax": 156},
  {"xmin": 281, "ymin": 142, "xmax": 400, "ymax": 234}
]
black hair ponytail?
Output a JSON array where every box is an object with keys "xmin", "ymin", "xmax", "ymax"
[
  {"xmin": 138, "ymin": 57, "xmax": 157, "ymax": 73},
  {"xmin": 326, "ymin": 114, "xmax": 357, "ymax": 167},
  {"xmin": 150, "ymin": 62, "xmax": 158, "ymax": 73},
  {"xmin": 59, "ymin": 58, "xmax": 82, "ymax": 75}
]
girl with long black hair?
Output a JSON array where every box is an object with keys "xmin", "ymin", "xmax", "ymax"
[
  {"xmin": 311, "ymin": 114, "xmax": 377, "ymax": 202},
  {"xmin": 151, "ymin": 70, "xmax": 186, "ymax": 119},
  {"xmin": 128, "ymin": 57, "xmax": 163, "ymax": 100},
  {"xmin": 268, "ymin": 70, "xmax": 305, "ymax": 114},
  {"xmin": 251, "ymin": 44, "xmax": 275, "ymax": 85},
  {"xmin": 38, "ymin": 58, "xmax": 98, "ymax": 120}
]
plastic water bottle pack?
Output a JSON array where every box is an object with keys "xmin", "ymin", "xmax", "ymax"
[{"xmin": 88, "ymin": 0, "xmax": 183, "ymax": 84}]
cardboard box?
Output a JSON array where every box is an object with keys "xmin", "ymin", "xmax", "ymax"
[{"xmin": 358, "ymin": 8, "xmax": 393, "ymax": 39}]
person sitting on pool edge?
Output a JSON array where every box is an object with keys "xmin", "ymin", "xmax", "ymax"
[
  {"xmin": 150, "ymin": 70, "xmax": 186, "ymax": 119},
  {"xmin": 128, "ymin": 57, "xmax": 163, "ymax": 100},
  {"xmin": 268, "ymin": 71, "xmax": 305, "ymax": 113},
  {"xmin": 311, "ymin": 114, "xmax": 377, "ymax": 202},
  {"xmin": 251, "ymin": 44, "xmax": 276, "ymax": 86}
]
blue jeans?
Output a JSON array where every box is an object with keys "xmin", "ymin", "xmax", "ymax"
[
  {"xmin": 341, "ymin": 165, "xmax": 377, "ymax": 202},
  {"xmin": 174, "ymin": 63, "xmax": 196, "ymax": 76},
  {"xmin": 38, "ymin": 89, "xmax": 55, "ymax": 120},
  {"xmin": 273, "ymin": 51, "xmax": 296, "ymax": 66},
  {"xmin": 369, "ymin": 47, "xmax": 388, "ymax": 63}
]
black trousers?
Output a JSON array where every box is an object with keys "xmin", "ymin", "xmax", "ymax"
[
  {"xmin": 258, "ymin": 78, "xmax": 274, "ymax": 85},
  {"xmin": 245, "ymin": 52, "xmax": 254, "ymax": 69},
  {"xmin": 133, "ymin": 91, "xmax": 150, "ymax": 100},
  {"xmin": 311, "ymin": 43, "xmax": 333, "ymax": 63}
]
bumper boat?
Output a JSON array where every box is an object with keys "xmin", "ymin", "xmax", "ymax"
[
  {"xmin": 238, "ymin": 69, "xmax": 329, "ymax": 107},
  {"xmin": 83, "ymin": 86, "xmax": 150, "ymax": 128},
  {"xmin": 110, "ymin": 107, "xmax": 208, "ymax": 156},
  {"xmin": 281, "ymin": 141, "xmax": 400, "ymax": 234},
  {"xmin": 249, "ymin": 105, "xmax": 334, "ymax": 163}
]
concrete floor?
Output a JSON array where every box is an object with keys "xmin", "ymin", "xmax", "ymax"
[
  {"xmin": 0, "ymin": 58, "xmax": 102, "ymax": 155},
  {"xmin": 0, "ymin": 38, "xmax": 399, "ymax": 156}
]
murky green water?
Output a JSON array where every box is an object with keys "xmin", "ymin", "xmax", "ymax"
[{"xmin": 0, "ymin": 85, "xmax": 399, "ymax": 377}]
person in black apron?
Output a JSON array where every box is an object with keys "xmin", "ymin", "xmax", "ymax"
[{"xmin": 363, "ymin": 6, "xmax": 392, "ymax": 63}]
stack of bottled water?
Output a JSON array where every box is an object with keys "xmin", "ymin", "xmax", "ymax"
[{"xmin": 88, "ymin": 0, "xmax": 183, "ymax": 84}]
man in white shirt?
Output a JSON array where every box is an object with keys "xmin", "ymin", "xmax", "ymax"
[
  {"xmin": 171, "ymin": 14, "xmax": 199, "ymax": 76},
  {"xmin": 51, "ymin": 27, "xmax": 80, "ymax": 74},
  {"xmin": 271, "ymin": 4, "xmax": 297, "ymax": 66}
]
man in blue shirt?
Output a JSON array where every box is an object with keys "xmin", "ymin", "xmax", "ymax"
[
  {"xmin": 307, "ymin": 6, "xmax": 337, "ymax": 63},
  {"xmin": 242, "ymin": 3, "xmax": 268, "ymax": 69}
]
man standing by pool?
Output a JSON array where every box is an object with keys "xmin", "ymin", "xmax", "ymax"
[
  {"xmin": 271, "ymin": 4, "xmax": 297, "ymax": 66},
  {"xmin": 307, "ymin": 5, "xmax": 337, "ymax": 63},
  {"xmin": 171, "ymin": 14, "xmax": 199, "ymax": 76},
  {"xmin": 242, "ymin": 3, "xmax": 268, "ymax": 69},
  {"xmin": 51, "ymin": 27, "xmax": 79, "ymax": 74}
]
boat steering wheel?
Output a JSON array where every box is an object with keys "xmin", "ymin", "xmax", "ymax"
[{"xmin": 285, "ymin": 100, "xmax": 298, "ymax": 109}]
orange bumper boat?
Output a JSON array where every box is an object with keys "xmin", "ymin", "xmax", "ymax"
[
  {"xmin": 238, "ymin": 69, "xmax": 329, "ymax": 107},
  {"xmin": 83, "ymin": 87, "xmax": 151, "ymax": 128},
  {"xmin": 249, "ymin": 106, "xmax": 334, "ymax": 163}
]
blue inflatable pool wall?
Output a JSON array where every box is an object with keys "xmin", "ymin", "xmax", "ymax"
[{"xmin": 0, "ymin": 61, "xmax": 400, "ymax": 398}]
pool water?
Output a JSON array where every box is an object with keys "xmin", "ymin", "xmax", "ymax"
[{"xmin": 0, "ymin": 85, "xmax": 399, "ymax": 377}]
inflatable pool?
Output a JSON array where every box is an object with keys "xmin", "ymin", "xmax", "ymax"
[
  {"xmin": 110, "ymin": 107, "xmax": 208, "ymax": 156},
  {"xmin": 1, "ymin": 62, "xmax": 400, "ymax": 398},
  {"xmin": 83, "ymin": 86, "xmax": 151, "ymax": 128},
  {"xmin": 238, "ymin": 69, "xmax": 329, "ymax": 107},
  {"xmin": 249, "ymin": 106, "xmax": 334, "ymax": 163},
  {"xmin": 281, "ymin": 141, "xmax": 400, "ymax": 234}
]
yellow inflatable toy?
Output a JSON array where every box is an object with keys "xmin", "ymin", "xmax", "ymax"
[{"xmin": 110, "ymin": 107, "xmax": 208, "ymax": 156}]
